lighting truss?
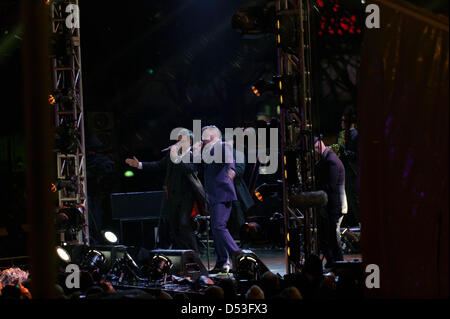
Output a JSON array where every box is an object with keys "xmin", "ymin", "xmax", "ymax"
[
  {"xmin": 49, "ymin": 0, "xmax": 89, "ymax": 245},
  {"xmin": 276, "ymin": 0, "xmax": 319, "ymax": 274}
]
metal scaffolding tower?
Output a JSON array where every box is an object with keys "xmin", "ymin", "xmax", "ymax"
[
  {"xmin": 276, "ymin": 0, "xmax": 318, "ymax": 274},
  {"xmin": 49, "ymin": 0, "xmax": 89, "ymax": 245}
]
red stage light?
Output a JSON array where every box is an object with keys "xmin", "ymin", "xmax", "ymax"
[{"xmin": 48, "ymin": 94, "xmax": 56, "ymax": 105}]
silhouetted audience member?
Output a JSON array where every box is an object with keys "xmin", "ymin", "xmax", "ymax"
[
  {"xmin": 54, "ymin": 284, "xmax": 68, "ymax": 299},
  {"xmin": 0, "ymin": 267, "xmax": 29, "ymax": 287},
  {"xmin": 157, "ymin": 290, "xmax": 173, "ymax": 300},
  {"xmin": 216, "ymin": 278, "xmax": 238, "ymax": 300},
  {"xmin": 79, "ymin": 270, "xmax": 94, "ymax": 294},
  {"xmin": 173, "ymin": 292, "xmax": 190, "ymax": 301},
  {"xmin": 335, "ymin": 269, "xmax": 363, "ymax": 299},
  {"xmin": 204, "ymin": 285, "xmax": 225, "ymax": 300},
  {"xmin": 0, "ymin": 285, "xmax": 22, "ymax": 299},
  {"xmin": 282, "ymin": 254, "xmax": 323, "ymax": 299},
  {"xmin": 317, "ymin": 273, "xmax": 338, "ymax": 299},
  {"xmin": 260, "ymin": 271, "xmax": 282, "ymax": 298},
  {"xmin": 245, "ymin": 285, "xmax": 264, "ymax": 300},
  {"xmin": 278, "ymin": 286, "xmax": 303, "ymax": 299}
]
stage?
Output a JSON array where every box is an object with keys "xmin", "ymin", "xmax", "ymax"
[{"xmin": 199, "ymin": 246, "xmax": 362, "ymax": 276}]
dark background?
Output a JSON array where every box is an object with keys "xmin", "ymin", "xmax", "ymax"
[{"xmin": 0, "ymin": 0, "xmax": 448, "ymax": 256}]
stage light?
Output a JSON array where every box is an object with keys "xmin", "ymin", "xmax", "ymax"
[
  {"xmin": 254, "ymin": 182, "xmax": 281, "ymax": 200},
  {"xmin": 102, "ymin": 230, "xmax": 118, "ymax": 244},
  {"xmin": 108, "ymin": 251, "xmax": 144, "ymax": 282},
  {"xmin": 56, "ymin": 246, "xmax": 71, "ymax": 263},
  {"xmin": 55, "ymin": 211, "xmax": 69, "ymax": 233},
  {"xmin": 252, "ymin": 75, "xmax": 295, "ymax": 108},
  {"xmin": 51, "ymin": 176, "xmax": 78, "ymax": 193},
  {"xmin": 81, "ymin": 249, "xmax": 107, "ymax": 273},
  {"xmin": 54, "ymin": 122, "xmax": 79, "ymax": 153},
  {"xmin": 234, "ymin": 254, "xmax": 260, "ymax": 281},
  {"xmin": 150, "ymin": 254, "xmax": 173, "ymax": 280},
  {"xmin": 124, "ymin": 170, "xmax": 134, "ymax": 178},
  {"xmin": 58, "ymin": 94, "xmax": 75, "ymax": 111},
  {"xmin": 147, "ymin": 68, "xmax": 154, "ymax": 75},
  {"xmin": 48, "ymin": 94, "xmax": 56, "ymax": 105},
  {"xmin": 55, "ymin": 206, "xmax": 85, "ymax": 233},
  {"xmin": 251, "ymin": 79, "xmax": 276, "ymax": 97},
  {"xmin": 254, "ymin": 189, "xmax": 263, "ymax": 201}
]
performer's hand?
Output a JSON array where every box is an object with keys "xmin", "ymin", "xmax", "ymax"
[
  {"xmin": 227, "ymin": 168, "xmax": 236, "ymax": 180},
  {"xmin": 125, "ymin": 156, "xmax": 140, "ymax": 168},
  {"xmin": 170, "ymin": 144, "xmax": 182, "ymax": 163}
]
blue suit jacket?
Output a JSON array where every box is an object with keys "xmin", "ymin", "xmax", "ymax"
[
  {"xmin": 202, "ymin": 142, "xmax": 237, "ymax": 205},
  {"xmin": 183, "ymin": 141, "xmax": 237, "ymax": 205}
]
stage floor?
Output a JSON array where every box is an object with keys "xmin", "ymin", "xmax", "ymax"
[{"xmin": 198, "ymin": 245, "xmax": 362, "ymax": 276}]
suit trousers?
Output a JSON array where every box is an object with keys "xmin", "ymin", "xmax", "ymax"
[
  {"xmin": 167, "ymin": 198, "xmax": 199, "ymax": 253},
  {"xmin": 210, "ymin": 201, "xmax": 240, "ymax": 264},
  {"xmin": 318, "ymin": 209, "xmax": 344, "ymax": 265}
]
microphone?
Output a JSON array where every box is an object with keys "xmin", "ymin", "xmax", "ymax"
[
  {"xmin": 289, "ymin": 191, "xmax": 328, "ymax": 209},
  {"xmin": 161, "ymin": 143, "xmax": 179, "ymax": 152}
]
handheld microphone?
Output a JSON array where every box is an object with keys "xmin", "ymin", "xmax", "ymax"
[{"xmin": 161, "ymin": 146, "xmax": 171, "ymax": 152}]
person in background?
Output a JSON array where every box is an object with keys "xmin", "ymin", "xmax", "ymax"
[
  {"xmin": 125, "ymin": 129, "xmax": 204, "ymax": 253},
  {"xmin": 314, "ymin": 137, "xmax": 347, "ymax": 269},
  {"xmin": 337, "ymin": 107, "xmax": 359, "ymax": 227}
]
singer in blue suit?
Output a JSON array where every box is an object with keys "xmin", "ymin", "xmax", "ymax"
[{"xmin": 191, "ymin": 126, "xmax": 242, "ymax": 272}]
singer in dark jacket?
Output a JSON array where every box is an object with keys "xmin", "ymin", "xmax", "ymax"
[
  {"xmin": 125, "ymin": 130, "xmax": 203, "ymax": 253},
  {"xmin": 314, "ymin": 137, "xmax": 348, "ymax": 268}
]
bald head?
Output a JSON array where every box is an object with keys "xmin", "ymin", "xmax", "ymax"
[
  {"xmin": 314, "ymin": 140, "xmax": 326, "ymax": 155},
  {"xmin": 202, "ymin": 126, "xmax": 222, "ymax": 146}
]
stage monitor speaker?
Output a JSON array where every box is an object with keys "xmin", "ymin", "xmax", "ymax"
[
  {"xmin": 110, "ymin": 190, "xmax": 168, "ymax": 220},
  {"xmin": 149, "ymin": 249, "xmax": 208, "ymax": 279},
  {"xmin": 331, "ymin": 260, "xmax": 363, "ymax": 276}
]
